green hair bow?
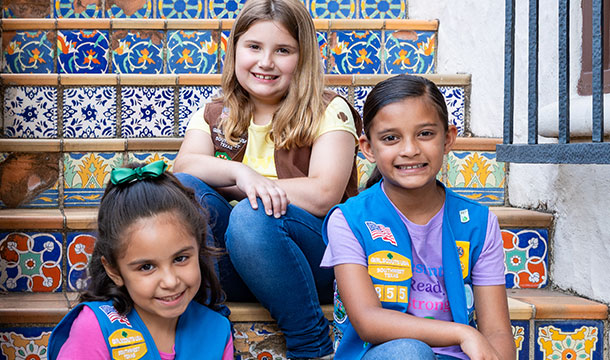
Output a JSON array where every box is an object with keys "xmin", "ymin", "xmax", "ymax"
[{"xmin": 110, "ymin": 160, "xmax": 168, "ymax": 185}]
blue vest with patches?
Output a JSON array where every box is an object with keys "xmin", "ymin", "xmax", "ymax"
[
  {"xmin": 322, "ymin": 181, "xmax": 488, "ymax": 360},
  {"xmin": 48, "ymin": 300, "xmax": 231, "ymax": 360}
]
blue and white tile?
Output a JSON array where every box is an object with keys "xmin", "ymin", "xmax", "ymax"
[
  {"xmin": 120, "ymin": 87, "xmax": 175, "ymax": 137},
  {"xmin": 178, "ymin": 86, "xmax": 221, "ymax": 136},
  {"xmin": 63, "ymin": 87, "xmax": 117, "ymax": 138},
  {"xmin": 3, "ymin": 87, "xmax": 57, "ymax": 138},
  {"xmin": 208, "ymin": 0, "xmax": 246, "ymax": 18},
  {"xmin": 439, "ymin": 86, "xmax": 465, "ymax": 136},
  {"xmin": 353, "ymin": 86, "xmax": 372, "ymax": 121},
  {"xmin": 310, "ymin": 0, "xmax": 357, "ymax": 19}
]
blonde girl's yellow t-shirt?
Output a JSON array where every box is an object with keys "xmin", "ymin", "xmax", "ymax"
[{"xmin": 186, "ymin": 97, "xmax": 358, "ymax": 179}]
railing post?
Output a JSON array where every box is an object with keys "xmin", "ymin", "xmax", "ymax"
[
  {"xmin": 558, "ymin": 0, "xmax": 570, "ymax": 144},
  {"xmin": 528, "ymin": 0, "xmax": 539, "ymax": 145},
  {"xmin": 592, "ymin": 0, "xmax": 605, "ymax": 143},
  {"xmin": 504, "ymin": 0, "xmax": 516, "ymax": 145}
]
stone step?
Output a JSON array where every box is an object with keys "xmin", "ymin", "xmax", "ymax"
[{"xmin": 0, "ymin": 290, "xmax": 606, "ymax": 359}]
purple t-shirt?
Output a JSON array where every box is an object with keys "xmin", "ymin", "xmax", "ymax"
[{"xmin": 321, "ymin": 190, "xmax": 505, "ymax": 359}]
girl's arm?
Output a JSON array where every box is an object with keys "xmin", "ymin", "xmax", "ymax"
[
  {"xmin": 174, "ymin": 129, "xmax": 288, "ymax": 217},
  {"xmin": 274, "ymin": 129, "xmax": 356, "ymax": 217},
  {"xmin": 335, "ymin": 264, "xmax": 502, "ymax": 360},
  {"xmin": 472, "ymin": 285, "xmax": 516, "ymax": 360}
]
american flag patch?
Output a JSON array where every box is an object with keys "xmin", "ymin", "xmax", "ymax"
[
  {"xmin": 99, "ymin": 305, "xmax": 132, "ymax": 327},
  {"xmin": 365, "ymin": 221, "xmax": 397, "ymax": 246}
]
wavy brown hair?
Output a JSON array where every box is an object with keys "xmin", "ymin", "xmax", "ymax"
[
  {"xmin": 80, "ymin": 163, "xmax": 224, "ymax": 314},
  {"xmin": 220, "ymin": 0, "xmax": 325, "ymax": 149}
]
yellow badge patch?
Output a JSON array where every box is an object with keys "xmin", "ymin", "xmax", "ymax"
[
  {"xmin": 368, "ymin": 251, "xmax": 412, "ymax": 282},
  {"xmin": 108, "ymin": 328, "xmax": 147, "ymax": 360},
  {"xmin": 455, "ymin": 241, "xmax": 470, "ymax": 279}
]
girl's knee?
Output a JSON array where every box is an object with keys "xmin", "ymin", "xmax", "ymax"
[
  {"xmin": 225, "ymin": 199, "xmax": 275, "ymax": 248},
  {"xmin": 364, "ymin": 338, "xmax": 435, "ymax": 360}
]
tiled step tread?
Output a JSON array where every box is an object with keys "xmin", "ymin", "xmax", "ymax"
[
  {"xmin": 1, "ymin": 18, "xmax": 439, "ymax": 31},
  {"xmin": 0, "ymin": 206, "xmax": 553, "ymax": 230},
  {"xmin": 0, "ymin": 136, "xmax": 493, "ymax": 154},
  {"xmin": 508, "ymin": 288, "xmax": 608, "ymax": 320},
  {"xmin": 0, "ymin": 73, "xmax": 470, "ymax": 87},
  {"xmin": 1, "ymin": 290, "xmax": 604, "ymax": 325}
]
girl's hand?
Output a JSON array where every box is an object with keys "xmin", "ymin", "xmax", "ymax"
[
  {"xmin": 234, "ymin": 165, "xmax": 289, "ymax": 218},
  {"xmin": 459, "ymin": 327, "xmax": 502, "ymax": 360}
]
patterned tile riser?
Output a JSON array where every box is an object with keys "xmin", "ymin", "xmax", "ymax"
[
  {"xmin": 2, "ymin": 29, "xmax": 434, "ymax": 75},
  {"xmin": 3, "ymin": 0, "xmax": 408, "ymax": 19},
  {"xmin": 0, "ymin": 321, "xmax": 605, "ymax": 360},
  {"xmin": 3, "ymin": 85, "xmax": 463, "ymax": 139}
]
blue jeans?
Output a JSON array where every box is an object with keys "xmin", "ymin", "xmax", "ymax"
[
  {"xmin": 362, "ymin": 339, "xmax": 436, "ymax": 360},
  {"xmin": 174, "ymin": 173, "xmax": 334, "ymax": 358}
]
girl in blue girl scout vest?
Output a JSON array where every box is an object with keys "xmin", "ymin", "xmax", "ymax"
[
  {"xmin": 48, "ymin": 161, "xmax": 233, "ymax": 360},
  {"xmin": 321, "ymin": 75, "xmax": 516, "ymax": 360}
]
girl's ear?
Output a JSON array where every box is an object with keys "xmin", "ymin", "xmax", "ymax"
[
  {"xmin": 359, "ymin": 134, "xmax": 376, "ymax": 164},
  {"xmin": 443, "ymin": 125, "xmax": 458, "ymax": 154},
  {"xmin": 101, "ymin": 256, "xmax": 124, "ymax": 287}
]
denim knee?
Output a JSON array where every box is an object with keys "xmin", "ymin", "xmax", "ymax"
[{"xmin": 362, "ymin": 338, "xmax": 436, "ymax": 360}]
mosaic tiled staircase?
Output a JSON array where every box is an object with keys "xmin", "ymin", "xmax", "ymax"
[{"xmin": 1, "ymin": 7, "xmax": 608, "ymax": 360}]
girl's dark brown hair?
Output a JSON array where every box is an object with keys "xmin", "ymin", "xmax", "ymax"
[
  {"xmin": 362, "ymin": 75, "xmax": 449, "ymax": 188},
  {"xmin": 80, "ymin": 163, "xmax": 224, "ymax": 314}
]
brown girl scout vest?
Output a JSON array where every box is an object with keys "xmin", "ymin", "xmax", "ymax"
[{"xmin": 203, "ymin": 91, "xmax": 363, "ymax": 202}]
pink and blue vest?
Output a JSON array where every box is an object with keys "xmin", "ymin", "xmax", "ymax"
[
  {"xmin": 48, "ymin": 300, "xmax": 230, "ymax": 360},
  {"xmin": 322, "ymin": 181, "xmax": 488, "ymax": 360}
]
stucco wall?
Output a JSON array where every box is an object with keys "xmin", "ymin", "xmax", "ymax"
[{"xmin": 409, "ymin": 0, "xmax": 610, "ymax": 303}]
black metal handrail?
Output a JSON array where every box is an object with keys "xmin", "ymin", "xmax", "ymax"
[{"xmin": 497, "ymin": 0, "xmax": 610, "ymax": 164}]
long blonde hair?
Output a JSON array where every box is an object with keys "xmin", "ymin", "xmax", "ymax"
[{"xmin": 220, "ymin": 0, "xmax": 326, "ymax": 149}]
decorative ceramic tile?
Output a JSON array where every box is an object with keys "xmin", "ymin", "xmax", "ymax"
[
  {"xmin": 512, "ymin": 320, "xmax": 530, "ymax": 360},
  {"xmin": 318, "ymin": 31, "xmax": 329, "ymax": 72},
  {"xmin": 179, "ymin": 86, "xmax": 221, "ymax": 136},
  {"xmin": 219, "ymin": 31, "xmax": 230, "ymax": 73},
  {"xmin": 208, "ymin": 0, "xmax": 246, "ymax": 18},
  {"xmin": 446, "ymin": 151, "xmax": 505, "ymax": 205},
  {"xmin": 63, "ymin": 87, "xmax": 117, "ymax": 138},
  {"xmin": 3, "ymin": 31, "xmax": 54, "ymax": 74},
  {"xmin": 310, "ymin": 0, "xmax": 356, "ymax": 19},
  {"xmin": 128, "ymin": 152, "xmax": 178, "ymax": 171},
  {"xmin": 55, "ymin": 0, "xmax": 103, "ymax": 18},
  {"xmin": 360, "ymin": 0, "xmax": 405, "ymax": 19},
  {"xmin": 2, "ymin": 0, "xmax": 51, "ymax": 18},
  {"xmin": 158, "ymin": 0, "xmax": 204, "ymax": 18},
  {"xmin": 63, "ymin": 152, "xmax": 123, "ymax": 207},
  {"xmin": 327, "ymin": 86, "xmax": 349, "ymax": 100},
  {"xmin": 439, "ymin": 86, "xmax": 465, "ymax": 136},
  {"xmin": 536, "ymin": 321, "xmax": 603, "ymax": 360},
  {"xmin": 112, "ymin": 30, "xmax": 164, "ymax": 74},
  {"xmin": 0, "ymin": 328, "xmax": 53, "ymax": 360},
  {"xmin": 58, "ymin": 30, "xmax": 109, "ymax": 73},
  {"xmin": 167, "ymin": 30, "xmax": 219, "ymax": 74},
  {"xmin": 0, "ymin": 232, "xmax": 63, "ymax": 292},
  {"xmin": 67, "ymin": 232, "xmax": 96, "ymax": 291},
  {"xmin": 233, "ymin": 323, "xmax": 287, "ymax": 360},
  {"xmin": 353, "ymin": 86, "xmax": 372, "ymax": 120},
  {"xmin": 120, "ymin": 87, "xmax": 175, "ymax": 137},
  {"xmin": 384, "ymin": 31, "xmax": 435, "ymax": 74},
  {"xmin": 3, "ymin": 87, "xmax": 57, "ymax": 138},
  {"xmin": 356, "ymin": 153, "xmax": 375, "ymax": 190},
  {"xmin": 106, "ymin": 0, "xmax": 153, "ymax": 18},
  {"xmin": 328, "ymin": 30, "xmax": 381, "ymax": 74},
  {"xmin": 503, "ymin": 228, "xmax": 548, "ymax": 289}
]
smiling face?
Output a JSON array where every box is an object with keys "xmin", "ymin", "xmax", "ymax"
[
  {"xmin": 234, "ymin": 20, "xmax": 299, "ymax": 108},
  {"xmin": 360, "ymin": 96, "xmax": 456, "ymax": 198},
  {"xmin": 103, "ymin": 211, "xmax": 201, "ymax": 329}
]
